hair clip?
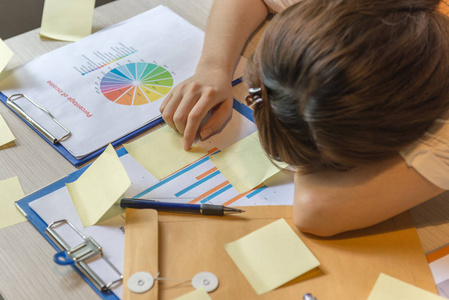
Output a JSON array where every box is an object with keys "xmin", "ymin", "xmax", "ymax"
[{"xmin": 245, "ymin": 87, "xmax": 263, "ymax": 107}]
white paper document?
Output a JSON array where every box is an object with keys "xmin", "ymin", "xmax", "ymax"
[{"xmin": 0, "ymin": 6, "xmax": 204, "ymax": 158}]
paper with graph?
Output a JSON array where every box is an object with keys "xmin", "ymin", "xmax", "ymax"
[{"xmin": 0, "ymin": 6, "xmax": 204, "ymax": 158}]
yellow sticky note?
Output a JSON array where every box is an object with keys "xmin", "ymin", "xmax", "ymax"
[
  {"xmin": 66, "ymin": 144, "xmax": 131, "ymax": 227},
  {"xmin": 210, "ymin": 132, "xmax": 288, "ymax": 193},
  {"xmin": 40, "ymin": 0, "xmax": 95, "ymax": 41},
  {"xmin": 368, "ymin": 273, "xmax": 446, "ymax": 300},
  {"xmin": 0, "ymin": 38, "xmax": 13, "ymax": 73},
  {"xmin": 124, "ymin": 125, "xmax": 207, "ymax": 180},
  {"xmin": 174, "ymin": 288, "xmax": 211, "ymax": 300},
  {"xmin": 225, "ymin": 218, "xmax": 320, "ymax": 295},
  {"xmin": 0, "ymin": 113, "xmax": 15, "ymax": 147},
  {"xmin": 0, "ymin": 177, "xmax": 26, "ymax": 229}
]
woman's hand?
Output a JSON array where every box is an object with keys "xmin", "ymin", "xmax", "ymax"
[
  {"xmin": 160, "ymin": 67, "xmax": 233, "ymax": 150},
  {"xmin": 160, "ymin": 0, "xmax": 268, "ymax": 150}
]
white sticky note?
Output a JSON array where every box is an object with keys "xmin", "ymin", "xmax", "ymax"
[
  {"xmin": 368, "ymin": 273, "xmax": 446, "ymax": 300},
  {"xmin": 174, "ymin": 288, "xmax": 212, "ymax": 300},
  {"xmin": 210, "ymin": 132, "xmax": 288, "ymax": 193},
  {"xmin": 0, "ymin": 38, "xmax": 13, "ymax": 73},
  {"xmin": 40, "ymin": 0, "xmax": 95, "ymax": 41},
  {"xmin": 0, "ymin": 176, "xmax": 26, "ymax": 229},
  {"xmin": 0, "ymin": 113, "xmax": 15, "ymax": 147},
  {"xmin": 66, "ymin": 144, "xmax": 131, "ymax": 227},
  {"xmin": 124, "ymin": 125, "xmax": 207, "ymax": 180},
  {"xmin": 225, "ymin": 218, "xmax": 320, "ymax": 295}
]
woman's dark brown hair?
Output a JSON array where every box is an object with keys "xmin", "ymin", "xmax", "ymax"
[{"xmin": 244, "ymin": 0, "xmax": 449, "ymax": 173}]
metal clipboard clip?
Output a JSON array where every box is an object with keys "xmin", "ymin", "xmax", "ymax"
[
  {"xmin": 6, "ymin": 93, "xmax": 71, "ymax": 144},
  {"xmin": 45, "ymin": 220, "xmax": 123, "ymax": 292}
]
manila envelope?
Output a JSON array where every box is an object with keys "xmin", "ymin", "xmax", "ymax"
[{"xmin": 124, "ymin": 206, "xmax": 436, "ymax": 299}]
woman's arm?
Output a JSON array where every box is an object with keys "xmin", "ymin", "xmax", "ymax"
[
  {"xmin": 292, "ymin": 154, "xmax": 444, "ymax": 236},
  {"xmin": 160, "ymin": 0, "xmax": 268, "ymax": 150}
]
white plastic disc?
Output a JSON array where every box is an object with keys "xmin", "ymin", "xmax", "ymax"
[
  {"xmin": 127, "ymin": 271, "xmax": 154, "ymax": 293},
  {"xmin": 191, "ymin": 271, "xmax": 219, "ymax": 292}
]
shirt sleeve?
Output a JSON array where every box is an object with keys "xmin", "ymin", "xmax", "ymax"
[{"xmin": 400, "ymin": 117, "xmax": 449, "ymax": 190}]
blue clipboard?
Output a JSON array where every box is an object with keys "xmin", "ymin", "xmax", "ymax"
[
  {"xmin": 0, "ymin": 78, "xmax": 244, "ymax": 167},
  {"xmin": 15, "ymin": 147, "xmax": 129, "ymax": 300}
]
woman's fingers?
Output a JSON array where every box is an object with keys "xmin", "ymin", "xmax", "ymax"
[
  {"xmin": 160, "ymin": 88, "xmax": 182, "ymax": 130},
  {"xmin": 172, "ymin": 83, "xmax": 204, "ymax": 134},
  {"xmin": 200, "ymin": 97, "xmax": 233, "ymax": 140},
  {"xmin": 160, "ymin": 73, "xmax": 233, "ymax": 150},
  {"xmin": 182, "ymin": 92, "xmax": 217, "ymax": 150},
  {"xmin": 183, "ymin": 93, "xmax": 233, "ymax": 150}
]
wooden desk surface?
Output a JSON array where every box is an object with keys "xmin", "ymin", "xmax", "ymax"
[{"xmin": 0, "ymin": 0, "xmax": 447, "ymax": 299}]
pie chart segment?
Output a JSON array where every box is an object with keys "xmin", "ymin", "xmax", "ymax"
[
  {"xmin": 100, "ymin": 62, "xmax": 173, "ymax": 106},
  {"xmin": 110, "ymin": 68, "xmax": 132, "ymax": 81},
  {"xmin": 115, "ymin": 86, "xmax": 136, "ymax": 105}
]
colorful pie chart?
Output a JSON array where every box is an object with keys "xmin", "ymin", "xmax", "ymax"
[{"xmin": 100, "ymin": 62, "xmax": 173, "ymax": 105}]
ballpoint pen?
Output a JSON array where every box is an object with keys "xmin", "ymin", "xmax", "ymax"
[{"xmin": 119, "ymin": 198, "xmax": 245, "ymax": 216}]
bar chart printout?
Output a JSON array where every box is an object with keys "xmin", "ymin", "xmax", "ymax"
[{"xmin": 134, "ymin": 151, "xmax": 294, "ymax": 207}]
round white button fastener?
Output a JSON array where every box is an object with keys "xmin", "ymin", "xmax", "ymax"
[
  {"xmin": 191, "ymin": 272, "xmax": 219, "ymax": 292},
  {"xmin": 127, "ymin": 271, "xmax": 155, "ymax": 293}
]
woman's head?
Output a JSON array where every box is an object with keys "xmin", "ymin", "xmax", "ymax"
[{"xmin": 245, "ymin": 0, "xmax": 449, "ymax": 173}]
